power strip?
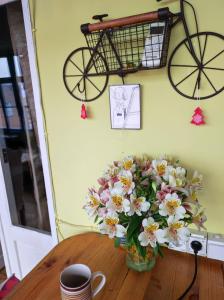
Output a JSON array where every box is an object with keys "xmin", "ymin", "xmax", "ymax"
[
  {"xmin": 168, "ymin": 229, "xmax": 224, "ymax": 261},
  {"xmin": 207, "ymin": 233, "xmax": 224, "ymax": 261}
]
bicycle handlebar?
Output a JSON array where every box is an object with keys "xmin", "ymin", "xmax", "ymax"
[{"xmin": 81, "ymin": 7, "xmax": 171, "ymax": 34}]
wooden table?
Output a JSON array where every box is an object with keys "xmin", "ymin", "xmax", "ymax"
[{"xmin": 7, "ymin": 233, "xmax": 224, "ymax": 300}]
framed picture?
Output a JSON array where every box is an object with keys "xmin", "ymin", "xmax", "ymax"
[{"xmin": 109, "ymin": 84, "xmax": 141, "ymax": 129}]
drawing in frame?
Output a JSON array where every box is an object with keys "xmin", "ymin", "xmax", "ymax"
[{"xmin": 109, "ymin": 84, "xmax": 141, "ymax": 129}]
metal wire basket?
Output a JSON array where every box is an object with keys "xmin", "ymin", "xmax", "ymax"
[{"xmin": 84, "ymin": 20, "xmax": 172, "ymax": 74}]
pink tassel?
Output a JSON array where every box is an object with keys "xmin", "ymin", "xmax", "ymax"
[{"xmin": 81, "ymin": 103, "xmax": 87, "ymax": 119}]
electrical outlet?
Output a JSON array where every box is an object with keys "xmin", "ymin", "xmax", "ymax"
[
  {"xmin": 186, "ymin": 229, "xmax": 207, "ymax": 256},
  {"xmin": 207, "ymin": 232, "xmax": 224, "ymax": 261}
]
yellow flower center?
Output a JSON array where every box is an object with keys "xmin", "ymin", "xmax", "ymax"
[
  {"xmin": 90, "ymin": 196, "xmax": 100, "ymax": 207},
  {"xmin": 170, "ymin": 222, "xmax": 183, "ymax": 230},
  {"xmin": 146, "ymin": 223, "xmax": 159, "ymax": 234},
  {"xmin": 112, "ymin": 195, "xmax": 123, "ymax": 207},
  {"xmin": 166, "ymin": 199, "xmax": 179, "ymax": 214},
  {"xmin": 133, "ymin": 198, "xmax": 143, "ymax": 208},
  {"xmin": 157, "ymin": 164, "xmax": 166, "ymax": 176},
  {"xmin": 123, "ymin": 160, "xmax": 133, "ymax": 170},
  {"xmin": 120, "ymin": 177, "xmax": 132, "ymax": 189},
  {"xmin": 105, "ymin": 218, "xmax": 119, "ymax": 226}
]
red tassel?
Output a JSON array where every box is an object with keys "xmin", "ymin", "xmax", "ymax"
[
  {"xmin": 81, "ymin": 103, "xmax": 87, "ymax": 119},
  {"xmin": 191, "ymin": 107, "xmax": 205, "ymax": 126}
]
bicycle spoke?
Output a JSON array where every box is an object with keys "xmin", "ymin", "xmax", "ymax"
[
  {"xmin": 65, "ymin": 75, "xmax": 84, "ymax": 77},
  {"xmin": 85, "ymin": 76, "xmax": 101, "ymax": 93},
  {"xmin": 204, "ymin": 49, "xmax": 224, "ymax": 67},
  {"xmin": 192, "ymin": 75, "xmax": 200, "ymax": 98},
  {"xmin": 201, "ymin": 69, "xmax": 217, "ymax": 93},
  {"xmin": 203, "ymin": 66, "xmax": 224, "ymax": 71},
  {"xmin": 201, "ymin": 34, "xmax": 208, "ymax": 64},
  {"xmin": 175, "ymin": 68, "xmax": 198, "ymax": 87},
  {"xmin": 82, "ymin": 49, "xmax": 86, "ymax": 71},
  {"xmin": 69, "ymin": 59, "xmax": 84, "ymax": 74},
  {"xmin": 171, "ymin": 64, "xmax": 198, "ymax": 68}
]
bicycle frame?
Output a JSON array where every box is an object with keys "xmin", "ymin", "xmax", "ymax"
[
  {"xmin": 169, "ymin": 0, "xmax": 203, "ymax": 88},
  {"xmin": 171, "ymin": 0, "xmax": 201, "ymax": 65}
]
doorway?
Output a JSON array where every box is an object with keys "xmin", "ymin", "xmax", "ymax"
[{"xmin": 0, "ymin": 0, "xmax": 57, "ymax": 279}]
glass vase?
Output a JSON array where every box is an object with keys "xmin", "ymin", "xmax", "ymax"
[{"xmin": 126, "ymin": 245, "xmax": 156, "ymax": 272}]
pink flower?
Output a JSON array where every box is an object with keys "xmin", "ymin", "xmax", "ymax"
[
  {"xmin": 161, "ymin": 183, "xmax": 173, "ymax": 193},
  {"xmin": 98, "ymin": 207, "xmax": 108, "ymax": 218},
  {"xmin": 88, "ymin": 187, "xmax": 97, "ymax": 194},
  {"xmin": 109, "ymin": 176, "xmax": 119, "ymax": 185},
  {"xmin": 100, "ymin": 189, "xmax": 110, "ymax": 205},
  {"xmin": 98, "ymin": 177, "xmax": 108, "ymax": 188},
  {"xmin": 182, "ymin": 203, "xmax": 192, "ymax": 212},
  {"xmin": 156, "ymin": 190, "xmax": 167, "ymax": 202},
  {"xmin": 156, "ymin": 183, "xmax": 173, "ymax": 202}
]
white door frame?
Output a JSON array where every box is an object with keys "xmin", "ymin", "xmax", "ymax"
[{"xmin": 0, "ymin": 0, "xmax": 58, "ymax": 275}]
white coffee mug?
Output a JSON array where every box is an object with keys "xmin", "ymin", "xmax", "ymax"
[{"xmin": 60, "ymin": 264, "xmax": 106, "ymax": 300}]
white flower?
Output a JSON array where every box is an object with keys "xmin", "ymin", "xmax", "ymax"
[
  {"xmin": 99, "ymin": 211, "xmax": 126, "ymax": 238},
  {"xmin": 103, "ymin": 164, "xmax": 119, "ymax": 181},
  {"xmin": 127, "ymin": 195, "xmax": 150, "ymax": 216},
  {"xmin": 119, "ymin": 156, "xmax": 136, "ymax": 172},
  {"xmin": 83, "ymin": 191, "xmax": 101, "ymax": 217},
  {"xmin": 106, "ymin": 186, "xmax": 130, "ymax": 213},
  {"xmin": 192, "ymin": 210, "xmax": 207, "ymax": 230},
  {"xmin": 165, "ymin": 216, "xmax": 190, "ymax": 245},
  {"xmin": 116, "ymin": 170, "xmax": 135, "ymax": 194},
  {"xmin": 164, "ymin": 166, "xmax": 186, "ymax": 187},
  {"xmin": 159, "ymin": 193, "xmax": 186, "ymax": 219},
  {"xmin": 152, "ymin": 159, "xmax": 168, "ymax": 177},
  {"xmin": 191, "ymin": 171, "xmax": 203, "ymax": 187},
  {"xmin": 138, "ymin": 217, "xmax": 167, "ymax": 248}
]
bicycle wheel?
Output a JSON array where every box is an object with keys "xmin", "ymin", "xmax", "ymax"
[
  {"xmin": 168, "ymin": 32, "xmax": 224, "ymax": 100},
  {"xmin": 63, "ymin": 47, "xmax": 109, "ymax": 102}
]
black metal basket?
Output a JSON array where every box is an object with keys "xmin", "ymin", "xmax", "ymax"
[{"xmin": 84, "ymin": 19, "xmax": 172, "ymax": 74}]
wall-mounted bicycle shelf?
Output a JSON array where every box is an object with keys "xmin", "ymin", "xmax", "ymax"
[{"xmin": 63, "ymin": 0, "xmax": 224, "ymax": 102}]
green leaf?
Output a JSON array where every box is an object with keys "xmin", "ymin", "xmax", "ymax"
[
  {"xmin": 138, "ymin": 244, "xmax": 146, "ymax": 258},
  {"xmin": 119, "ymin": 212, "xmax": 129, "ymax": 223},
  {"xmin": 152, "ymin": 182, "xmax": 157, "ymax": 193},
  {"xmin": 127, "ymin": 216, "xmax": 142, "ymax": 243},
  {"xmin": 94, "ymin": 215, "xmax": 99, "ymax": 223},
  {"xmin": 133, "ymin": 234, "xmax": 146, "ymax": 258},
  {"xmin": 114, "ymin": 237, "xmax": 121, "ymax": 248}
]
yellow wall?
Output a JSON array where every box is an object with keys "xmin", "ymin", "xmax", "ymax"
[{"xmin": 32, "ymin": 0, "xmax": 224, "ymax": 237}]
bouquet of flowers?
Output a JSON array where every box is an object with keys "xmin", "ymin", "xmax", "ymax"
[{"xmin": 83, "ymin": 156, "xmax": 206, "ymax": 262}]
